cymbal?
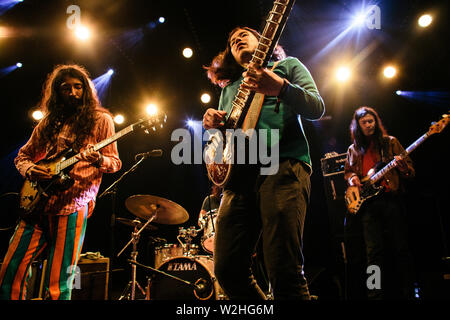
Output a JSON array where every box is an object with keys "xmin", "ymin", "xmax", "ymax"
[
  {"xmin": 116, "ymin": 217, "xmax": 158, "ymax": 231},
  {"xmin": 125, "ymin": 194, "xmax": 189, "ymax": 225}
]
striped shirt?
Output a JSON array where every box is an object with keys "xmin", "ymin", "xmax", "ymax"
[{"xmin": 15, "ymin": 110, "xmax": 122, "ymax": 215}]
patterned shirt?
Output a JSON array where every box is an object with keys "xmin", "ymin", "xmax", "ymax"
[{"xmin": 15, "ymin": 110, "xmax": 122, "ymax": 215}]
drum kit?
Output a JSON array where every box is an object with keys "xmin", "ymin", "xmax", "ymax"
[{"xmin": 115, "ymin": 194, "xmax": 225, "ymax": 300}]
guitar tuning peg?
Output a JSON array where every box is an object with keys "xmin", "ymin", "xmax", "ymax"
[{"xmin": 144, "ymin": 129, "xmax": 150, "ymax": 134}]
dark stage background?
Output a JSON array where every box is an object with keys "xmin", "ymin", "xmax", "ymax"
[{"xmin": 0, "ymin": 0, "xmax": 449, "ymax": 300}]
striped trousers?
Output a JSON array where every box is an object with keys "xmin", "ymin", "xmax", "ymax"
[{"xmin": 0, "ymin": 203, "xmax": 91, "ymax": 300}]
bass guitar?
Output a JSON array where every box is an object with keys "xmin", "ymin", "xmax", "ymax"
[
  {"xmin": 345, "ymin": 113, "xmax": 449, "ymax": 215},
  {"xmin": 19, "ymin": 113, "xmax": 166, "ymax": 218}
]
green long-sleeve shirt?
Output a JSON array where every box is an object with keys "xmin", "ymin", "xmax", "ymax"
[{"xmin": 218, "ymin": 56, "xmax": 325, "ymax": 167}]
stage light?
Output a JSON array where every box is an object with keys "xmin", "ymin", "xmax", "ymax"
[
  {"xmin": 114, "ymin": 114, "xmax": 124, "ymax": 124},
  {"xmin": 74, "ymin": 25, "xmax": 90, "ymax": 41},
  {"xmin": 187, "ymin": 119, "xmax": 194, "ymax": 127},
  {"xmin": 336, "ymin": 66, "xmax": 351, "ymax": 82},
  {"xmin": 16, "ymin": 62, "xmax": 22, "ymax": 68},
  {"xmin": 383, "ymin": 66, "xmax": 397, "ymax": 78},
  {"xmin": 183, "ymin": 47, "xmax": 193, "ymax": 58},
  {"xmin": 146, "ymin": 103, "xmax": 158, "ymax": 116},
  {"xmin": 93, "ymin": 69, "xmax": 115, "ymax": 102},
  {"xmin": 0, "ymin": 0, "xmax": 23, "ymax": 15},
  {"xmin": 32, "ymin": 110, "xmax": 44, "ymax": 121},
  {"xmin": 395, "ymin": 90, "xmax": 449, "ymax": 106},
  {"xmin": 418, "ymin": 14, "xmax": 432, "ymax": 28},
  {"xmin": 0, "ymin": 26, "xmax": 7, "ymax": 37},
  {"xmin": 200, "ymin": 93, "xmax": 211, "ymax": 104},
  {"xmin": 159, "ymin": 17, "xmax": 165, "ymax": 23},
  {"xmin": 352, "ymin": 13, "xmax": 367, "ymax": 28}
]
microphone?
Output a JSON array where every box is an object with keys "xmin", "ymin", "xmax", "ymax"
[{"xmin": 135, "ymin": 149, "xmax": 163, "ymax": 160}]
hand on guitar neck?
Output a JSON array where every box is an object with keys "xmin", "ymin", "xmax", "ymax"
[
  {"xmin": 75, "ymin": 143, "xmax": 102, "ymax": 166},
  {"xmin": 393, "ymin": 155, "xmax": 409, "ymax": 174},
  {"xmin": 241, "ymin": 62, "xmax": 286, "ymax": 96}
]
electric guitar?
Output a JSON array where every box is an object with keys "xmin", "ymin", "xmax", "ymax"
[
  {"xmin": 19, "ymin": 113, "xmax": 167, "ymax": 218},
  {"xmin": 204, "ymin": 0, "xmax": 296, "ymax": 187},
  {"xmin": 345, "ymin": 113, "xmax": 449, "ymax": 215}
]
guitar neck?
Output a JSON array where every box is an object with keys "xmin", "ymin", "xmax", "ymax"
[
  {"xmin": 59, "ymin": 123, "xmax": 136, "ymax": 171},
  {"xmin": 370, "ymin": 132, "xmax": 429, "ymax": 184},
  {"xmin": 226, "ymin": 0, "xmax": 295, "ymax": 129}
]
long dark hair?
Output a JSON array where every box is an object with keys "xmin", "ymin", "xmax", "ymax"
[
  {"xmin": 37, "ymin": 64, "xmax": 105, "ymax": 151},
  {"xmin": 204, "ymin": 26, "xmax": 286, "ymax": 88},
  {"xmin": 350, "ymin": 106, "xmax": 388, "ymax": 153}
]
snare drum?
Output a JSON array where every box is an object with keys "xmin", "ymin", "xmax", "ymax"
[
  {"xmin": 149, "ymin": 256, "xmax": 227, "ymax": 300},
  {"xmin": 154, "ymin": 244, "xmax": 199, "ymax": 268},
  {"xmin": 199, "ymin": 209, "xmax": 218, "ymax": 254}
]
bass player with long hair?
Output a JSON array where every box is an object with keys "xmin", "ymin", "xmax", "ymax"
[{"xmin": 344, "ymin": 106, "xmax": 415, "ymax": 299}]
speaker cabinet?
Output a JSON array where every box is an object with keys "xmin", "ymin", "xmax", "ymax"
[{"xmin": 71, "ymin": 257, "xmax": 110, "ymax": 300}]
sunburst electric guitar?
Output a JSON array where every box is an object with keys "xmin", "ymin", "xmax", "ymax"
[
  {"xmin": 345, "ymin": 113, "xmax": 449, "ymax": 215},
  {"xmin": 204, "ymin": 0, "xmax": 296, "ymax": 187},
  {"xmin": 19, "ymin": 114, "xmax": 166, "ymax": 218}
]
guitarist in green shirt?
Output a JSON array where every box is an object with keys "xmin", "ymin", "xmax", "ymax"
[{"xmin": 203, "ymin": 26, "xmax": 324, "ymax": 300}]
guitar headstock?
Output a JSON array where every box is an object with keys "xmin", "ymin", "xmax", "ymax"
[
  {"xmin": 428, "ymin": 113, "xmax": 449, "ymax": 136},
  {"xmin": 132, "ymin": 112, "xmax": 168, "ymax": 133}
]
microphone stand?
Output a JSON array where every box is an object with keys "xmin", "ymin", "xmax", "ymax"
[{"xmin": 97, "ymin": 154, "xmax": 149, "ymax": 300}]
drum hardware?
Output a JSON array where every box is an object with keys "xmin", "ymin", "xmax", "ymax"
[
  {"xmin": 199, "ymin": 209, "xmax": 218, "ymax": 254},
  {"xmin": 116, "ymin": 217, "xmax": 158, "ymax": 231},
  {"xmin": 177, "ymin": 226, "xmax": 202, "ymax": 256},
  {"xmin": 128, "ymin": 259, "xmax": 210, "ymax": 298},
  {"xmin": 117, "ymin": 211, "xmax": 159, "ymax": 300}
]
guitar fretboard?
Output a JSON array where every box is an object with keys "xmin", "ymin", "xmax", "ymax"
[
  {"xmin": 370, "ymin": 132, "xmax": 429, "ymax": 184},
  {"xmin": 59, "ymin": 122, "xmax": 138, "ymax": 172},
  {"xmin": 226, "ymin": 0, "xmax": 295, "ymax": 129}
]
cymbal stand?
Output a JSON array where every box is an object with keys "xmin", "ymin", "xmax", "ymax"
[{"xmin": 117, "ymin": 214, "xmax": 157, "ymax": 300}]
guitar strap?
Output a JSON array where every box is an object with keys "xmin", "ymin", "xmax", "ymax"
[{"xmin": 241, "ymin": 61, "xmax": 280, "ymax": 132}]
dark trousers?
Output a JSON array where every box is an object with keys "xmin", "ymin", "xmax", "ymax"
[
  {"xmin": 360, "ymin": 193, "xmax": 414, "ymax": 299},
  {"xmin": 213, "ymin": 159, "xmax": 311, "ymax": 300}
]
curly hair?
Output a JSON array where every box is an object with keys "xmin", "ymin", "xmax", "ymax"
[
  {"xmin": 37, "ymin": 64, "xmax": 105, "ymax": 151},
  {"xmin": 204, "ymin": 27, "xmax": 286, "ymax": 88},
  {"xmin": 350, "ymin": 106, "xmax": 388, "ymax": 153}
]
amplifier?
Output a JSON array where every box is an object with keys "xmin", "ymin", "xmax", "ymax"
[
  {"xmin": 320, "ymin": 152, "xmax": 347, "ymax": 177},
  {"xmin": 71, "ymin": 256, "xmax": 110, "ymax": 300}
]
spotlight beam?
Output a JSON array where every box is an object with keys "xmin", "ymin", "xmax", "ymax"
[
  {"xmin": 0, "ymin": 64, "xmax": 20, "ymax": 77},
  {"xmin": 0, "ymin": 0, "xmax": 23, "ymax": 15},
  {"xmin": 396, "ymin": 91, "xmax": 450, "ymax": 106},
  {"xmin": 93, "ymin": 69, "xmax": 114, "ymax": 102}
]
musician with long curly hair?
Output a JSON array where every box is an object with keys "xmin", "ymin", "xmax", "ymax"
[
  {"xmin": 344, "ymin": 106, "xmax": 415, "ymax": 299},
  {"xmin": 203, "ymin": 26, "xmax": 325, "ymax": 300},
  {"xmin": 0, "ymin": 64, "xmax": 121, "ymax": 300}
]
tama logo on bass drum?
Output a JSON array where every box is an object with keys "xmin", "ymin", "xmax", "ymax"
[{"xmin": 167, "ymin": 262, "xmax": 198, "ymax": 271}]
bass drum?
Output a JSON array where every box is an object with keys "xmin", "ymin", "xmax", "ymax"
[
  {"xmin": 149, "ymin": 256, "xmax": 226, "ymax": 300},
  {"xmin": 154, "ymin": 244, "xmax": 199, "ymax": 268}
]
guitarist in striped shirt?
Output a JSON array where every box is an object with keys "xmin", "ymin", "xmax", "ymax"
[
  {"xmin": 0, "ymin": 64, "xmax": 121, "ymax": 300},
  {"xmin": 344, "ymin": 106, "xmax": 415, "ymax": 299}
]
